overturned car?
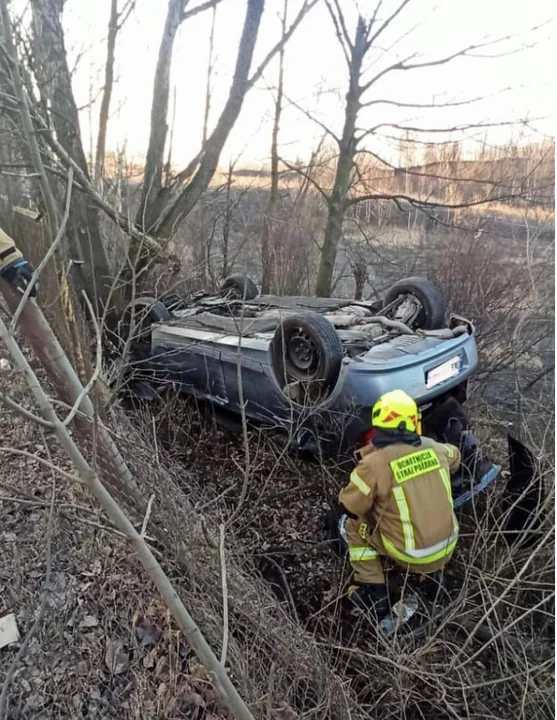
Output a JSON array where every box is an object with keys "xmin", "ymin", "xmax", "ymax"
[{"xmin": 117, "ymin": 274, "xmax": 506, "ymax": 508}]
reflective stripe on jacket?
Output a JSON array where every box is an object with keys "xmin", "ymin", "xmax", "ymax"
[
  {"xmin": 339, "ymin": 436, "xmax": 461, "ymax": 565},
  {"xmin": 0, "ymin": 227, "xmax": 22, "ymax": 272}
]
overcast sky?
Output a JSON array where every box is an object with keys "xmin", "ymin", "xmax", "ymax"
[{"xmin": 59, "ymin": 0, "xmax": 554, "ymax": 169}]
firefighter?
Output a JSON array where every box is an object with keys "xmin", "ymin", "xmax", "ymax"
[
  {"xmin": 339, "ymin": 389, "xmax": 461, "ymax": 617},
  {"xmin": 0, "ymin": 226, "xmax": 36, "ymax": 296}
]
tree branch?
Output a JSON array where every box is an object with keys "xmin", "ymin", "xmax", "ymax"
[
  {"xmin": 247, "ymin": 0, "xmax": 318, "ymax": 89},
  {"xmin": 360, "ymin": 36, "xmax": 506, "ymax": 93},
  {"xmin": 279, "ymin": 155, "xmax": 331, "ymax": 205},
  {"xmin": 41, "ymin": 127, "xmax": 162, "ymax": 255},
  {"xmin": 366, "ymin": 0, "xmax": 412, "ymax": 49},
  {"xmin": 371, "ymin": 119, "xmax": 537, "ymax": 135},
  {"xmin": 323, "ymin": 0, "xmax": 351, "ymax": 66},
  {"xmin": 345, "ymin": 189, "xmax": 532, "ymax": 209},
  {"xmin": 62, "ymin": 291, "xmax": 103, "ymax": 427},
  {"xmin": 182, "ymin": 0, "xmax": 225, "ymax": 21},
  {"xmin": 284, "ymin": 92, "xmax": 340, "ymax": 144},
  {"xmin": 360, "ymin": 90, "xmax": 510, "ymax": 110},
  {"xmin": 0, "ymin": 392, "xmax": 54, "ymax": 428},
  {"xmin": 0, "ymin": 446, "xmax": 81, "ymax": 483},
  {"xmin": 355, "ymin": 148, "xmax": 520, "ymax": 188}
]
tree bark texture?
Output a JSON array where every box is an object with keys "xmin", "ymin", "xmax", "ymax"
[
  {"xmin": 154, "ymin": 0, "xmax": 265, "ymax": 238},
  {"xmin": 30, "ymin": 0, "xmax": 114, "ymax": 310},
  {"xmin": 136, "ymin": 0, "xmax": 188, "ymax": 232},
  {"xmin": 261, "ymin": 0, "xmax": 287, "ymax": 294},
  {"xmin": 314, "ymin": 17, "xmax": 367, "ymax": 297},
  {"xmin": 94, "ymin": 0, "xmax": 119, "ymax": 187}
]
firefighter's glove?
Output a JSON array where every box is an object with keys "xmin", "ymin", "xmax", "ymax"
[
  {"xmin": 348, "ymin": 583, "xmax": 389, "ymax": 619},
  {"xmin": 0, "ymin": 259, "xmax": 37, "ymax": 296}
]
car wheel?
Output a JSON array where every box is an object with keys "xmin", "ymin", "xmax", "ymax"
[
  {"xmin": 382, "ymin": 277, "xmax": 447, "ymax": 330},
  {"xmin": 270, "ymin": 312, "xmax": 343, "ymax": 404},
  {"xmin": 220, "ymin": 274, "xmax": 259, "ymax": 301},
  {"xmin": 120, "ymin": 296, "xmax": 172, "ymax": 351}
]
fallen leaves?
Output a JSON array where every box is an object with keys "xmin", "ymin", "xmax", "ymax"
[
  {"xmin": 0, "ymin": 612, "xmax": 20, "ymax": 648},
  {"xmin": 79, "ymin": 614, "xmax": 99, "ymax": 629},
  {"xmin": 104, "ymin": 637, "xmax": 129, "ymax": 675},
  {"xmin": 135, "ymin": 618, "xmax": 161, "ymax": 647}
]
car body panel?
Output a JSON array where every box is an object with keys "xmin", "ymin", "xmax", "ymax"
[{"xmin": 150, "ymin": 315, "xmax": 479, "ymax": 446}]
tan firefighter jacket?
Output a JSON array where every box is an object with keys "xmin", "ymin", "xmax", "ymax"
[
  {"xmin": 0, "ymin": 226, "xmax": 23, "ymax": 272},
  {"xmin": 339, "ymin": 437, "xmax": 461, "ymax": 566}
]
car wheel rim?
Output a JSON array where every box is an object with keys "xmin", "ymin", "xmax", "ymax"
[{"xmin": 286, "ymin": 330, "xmax": 319, "ymax": 376}]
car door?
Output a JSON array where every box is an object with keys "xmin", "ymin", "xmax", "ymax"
[
  {"xmin": 218, "ymin": 340, "xmax": 269, "ymax": 420},
  {"xmin": 151, "ymin": 328, "xmax": 228, "ymax": 404}
]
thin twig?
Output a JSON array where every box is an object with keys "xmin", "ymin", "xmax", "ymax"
[
  {"xmin": 265, "ymin": 661, "xmax": 277, "ymax": 720},
  {"xmin": 0, "ymin": 446, "xmax": 82, "ymax": 483},
  {"xmin": 152, "ymin": 415, "xmax": 160, "ymax": 466},
  {"xmin": 195, "ymin": 482, "xmax": 237, "ymax": 512},
  {"xmin": 225, "ymin": 291, "xmax": 251, "ymax": 528},
  {"xmin": 62, "ymin": 291, "xmax": 102, "ymax": 427},
  {"xmin": 219, "ymin": 523, "xmax": 229, "ymax": 666},
  {"xmin": 0, "ymin": 391, "xmax": 54, "ymax": 428},
  {"xmin": 140, "ymin": 494, "xmax": 155, "ymax": 538}
]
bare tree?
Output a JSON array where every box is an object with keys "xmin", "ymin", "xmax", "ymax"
[
  {"xmin": 304, "ymin": 1, "xmax": 545, "ymax": 297},
  {"xmin": 94, "ymin": 0, "xmax": 136, "ymax": 188},
  {"xmin": 138, "ymin": 0, "xmax": 317, "ymax": 239},
  {"xmin": 26, "ymin": 0, "xmax": 113, "ymax": 308},
  {"xmin": 136, "ymin": 0, "xmax": 191, "ymax": 231},
  {"xmin": 261, "ymin": 0, "xmax": 289, "ymax": 294},
  {"xmin": 1, "ymin": 0, "xmax": 316, "ymax": 313}
]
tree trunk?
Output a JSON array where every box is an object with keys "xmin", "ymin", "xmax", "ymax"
[
  {"xmin": 201, "ymin": 5, "xmax": 217, "ymax": 149},
  {"xmin": 154, "ymin": 0, "xmax": 265, "ymax": 238},
  {"xmin": 30, "ymin": 0, "xmax": 114, "ymax": 311},
  {"xmin": 261, "ymin": 0, "xmax": 287, "ymax": 294},
  {"xmin": 314, "ymin": 18, "xmax": 367, "ymax": 298},
  {"xmin": 136, "ymin": 0, "xmax": 187, "ymax": 232},
  {"xmin": 314, "ymin": 107, "xmax": 358, "ymax": 297},
  {"xmin": 222, "ymin": 164, "xmax": 234, "ymax": 278},
  {"xmin": 94, "ymin": 0, "xmax": 119, "ymax": 188}
]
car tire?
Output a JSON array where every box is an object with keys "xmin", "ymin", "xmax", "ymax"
[
  {"xmin": 270, "ymin": 312, "xmax": 343, "ymax": 404},
  {"xmin": 383, "ymin": 277, "xmax": 447, "ymax": 330},
  {"xmin": 220, "ymin": 274, "xmax": 259, "ymax": 301},
  {"xmin": 120, "ymin": 296, "xmax": 172, "ymax": 350}
]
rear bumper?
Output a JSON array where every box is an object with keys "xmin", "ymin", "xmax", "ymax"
[{"xmin": 346, "ymin": 330, "xmax": 478, "ymax": 409}]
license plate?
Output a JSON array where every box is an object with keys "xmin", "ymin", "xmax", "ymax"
[{"xmin": 426, "ymin": 356, "xmax": 462, "ymax": 389}]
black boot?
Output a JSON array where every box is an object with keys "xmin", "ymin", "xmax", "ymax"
[{"xmin": 348, "ymin": 583, "xmax": 389, "ymax": 618}]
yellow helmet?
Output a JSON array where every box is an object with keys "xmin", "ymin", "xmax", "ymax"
[{"xmin": 372, "ymin": 390, "xmax": 420, "ymax": 433}]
